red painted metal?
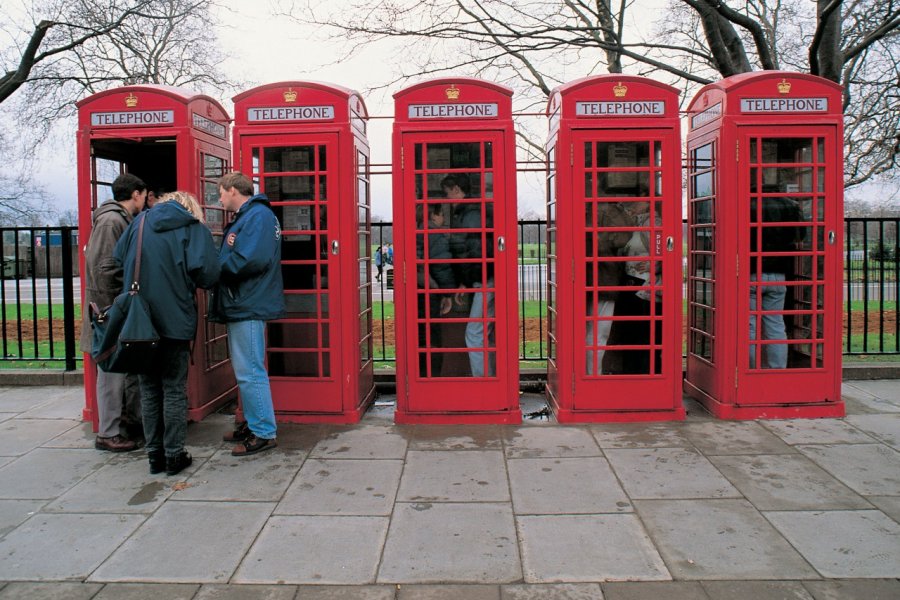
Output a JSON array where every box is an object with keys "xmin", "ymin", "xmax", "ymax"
[
  {"xmin": 232, "ymin": 81, "xmax": 375, "ymax": 423},
  {"xmin": 77, "ymin": 85, "xmax": 235, "ymax": 429},
  {"xmin": 684, "ymin": 71, "xmax": 845, "ymax": 419},
  {"xmin": 392, "ymin": 78, "xmax": 520, "ymax": 424},
  {"xmin": 545, "ymin": 75, "xmax": 685, "ymax": 422}
]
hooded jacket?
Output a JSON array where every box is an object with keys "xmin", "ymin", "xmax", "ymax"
[
  {"xmin": 113, "ymin": 202, "xmax": 220, "ymax": 340},
  {"xmin": 80, "ymin": 200, "xmax": 134, "ymax": 352},
  {"xmin": 214, "ymin": 194, "xmax": 285, "ymax": 322}
]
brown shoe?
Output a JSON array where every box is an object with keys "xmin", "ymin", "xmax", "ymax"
[
  {"xmin": 95, "ymin": 434, "xmax": 137, "ymax": 452},
  {"xmin": 231, "ymin": 434, "xmax": 276, "ymax": 457},
  {"xmin": 222, "ymin": 421, "xmax": 251, "ymax": 442}
]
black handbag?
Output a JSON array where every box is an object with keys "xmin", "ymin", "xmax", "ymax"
[{"xmin": 90, "ymin": 214, "xmax": 160, "ymax": 373}]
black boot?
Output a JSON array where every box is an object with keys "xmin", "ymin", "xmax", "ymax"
[
  {"xmin": 148, "ymin": 450, "xmax": 165, "ymax": 475},
  {"xmin": 165, "ymin": 451, "xmax": 192, "ymax": 476}
]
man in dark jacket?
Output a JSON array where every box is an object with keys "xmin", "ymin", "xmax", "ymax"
[
  {"xmin": 114, "ymin": 192, "xmax": 219, "ymax": 475},
  {"xmin": 216, "ymin": 172, "xmax": 285, "ymax": 456},
  {"xmin": 81, "ymin": 173, "xmax": 146, "ymax": 452}
]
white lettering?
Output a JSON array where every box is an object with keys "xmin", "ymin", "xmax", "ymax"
[
  {"xmin": 247, "ymin": 105, "xmax": 335, "ymax": 122},
  {"xmin": 690, "ymin": 103, "xmax": 722, "ymax": 129},
  {"xmin": 90, "ymin": 110, "xmax": 175, "ymax": 127},
  {"xmin": 408, "ymin": 103, "xmax": 499, "ymax": 119},
  {"xmin": 575, "ymin": 101, "xmax": 665, "ymax": 117},
  {"xmin": 740, "ymin": 97, "xmax": 828, "ymax": 113},
  {"xmin": 192, "ymin": 113, "xmax": 227, "ymax": 139}
]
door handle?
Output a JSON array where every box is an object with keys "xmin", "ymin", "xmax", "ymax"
[
  {"xmin": 828, "ymin": 231, "xmax": 836, "ymax": 245},
  {"xmin": 331, "ymin": 240, "xmax": 339, "ymax": 255},
  {"xmin": 498, "ymin": 237, "xmax": 505, "ymax": 252},
  {"xmin": 666, "ymin": 237, "xmax": 674, "ymax": 252}
]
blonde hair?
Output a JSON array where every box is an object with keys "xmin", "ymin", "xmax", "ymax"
[{"xmin": 157, "ymin": 191, "xmax": 205, "ymax": 222}]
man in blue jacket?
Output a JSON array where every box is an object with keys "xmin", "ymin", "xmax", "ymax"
[
  {"xmin": 114, "ymin": 192, "xmax": 220, "ymax": 475},
  {"xmin": 216, "ymin": 172, "xmax": 285, "ymax": 456}
]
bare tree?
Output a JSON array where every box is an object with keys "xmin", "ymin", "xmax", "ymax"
[
  {"xmin": 0, "ymin": 0, "xmax": 232, "ymax": 223},
  {"xmin": 281, "ymin": 0, "xmax": 899, "ymax": 189}
]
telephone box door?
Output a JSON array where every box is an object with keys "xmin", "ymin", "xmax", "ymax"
[
  {"xmin": 401, "ymin": 131, "xmax": 511, "ymax": 411},
  {"xmin": 737, "ymin": 126, "xmax": 841, "ymax": 404},
  {"xmin": 572, "ymin": 129, "xmax": 682, "ymax": 409},
  {"xmin": 240, "ymin": 134, "xmax": 343, "ymax": 412}
]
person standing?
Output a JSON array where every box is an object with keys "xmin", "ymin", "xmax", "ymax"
[
  {"xmin": 114, "ymin": 192, "xmax": 220, "ymax": 475},
  {"xmin": 215, "ymin": 172, "xmax": 285, "ymax": 456},
  {"xmin": 374, "ymin": 243, "xmax": 384, "ymax": 281},
  {"xmin": 81, "ymin": 173, "xmax": 146, "ymax": 452}
]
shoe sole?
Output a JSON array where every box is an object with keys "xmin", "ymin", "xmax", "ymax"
[
  {"xmin": 232, "ymin": 441, "xmax": 277, "ymax": 457},
  {"xmin": 95, "ymin": 441, "xmax": 137, "ymax": 453}
]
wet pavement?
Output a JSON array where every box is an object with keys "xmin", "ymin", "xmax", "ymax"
[{"xmin": 0, "ymin": 382, "xmax": 898, "ymax": 599}]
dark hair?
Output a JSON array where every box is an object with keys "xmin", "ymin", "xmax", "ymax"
[
  {"xmin": 440, "ymin": 174, "xmax": 470, "ymax": 196},
  {"xmin": 428, "ymin": 203, "xmax": 444, "ymax": 217},
  {"xmin": 112, "ymin": 173, "xmax": 147, "ymax": 202},
  {"xmin": 217, "ymin": 172, "xmax": 254, "ymax": 197}
]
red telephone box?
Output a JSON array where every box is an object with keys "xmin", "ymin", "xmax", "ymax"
[
  {"xmin": 77, "ymin": 84, "xmax": 236, "ymax": 428},
  {"xmin": 392, "ymin": 78, "xmax": 520, "ymax": 424},
  {"xmin": 231, "ymin": 81, "xmax": 375, "ymax": 423},
  {"xmin": 545, "ymin": 76, "xmax": 684, "ymax": 422},
  {"xmin": 684, "ymin": 71, "xmax": 845, "ymax": 419}
]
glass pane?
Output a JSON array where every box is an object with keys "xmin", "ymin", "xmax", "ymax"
[
  {"xmin": 599, "ymin": 172, "xmax": 650, "ymax": 197},
  {"xmin": 263, "ymin": 146, "xmax": 314, "ymax": 172},
  {"xmin": 598, "ymin": 142, "xmax": 650, "ymax": 167},
  {"xmin": 584, "ymin": 142, "xmax": 593, "ymax": 168},
  {"xmin": 693, "ymin": 143, "xmax": 712, "ymax": 169},
  {"xmin": 759, "ymin": 167, "xmax": 814, "ymax": 193},
  {"xmin": 268, "ymin": 352, "xmax": 320, "ymax": 377},
  {"xmin": 204, "ymin": 154, "xmax": 225, "ymax": 178},
  {"xmin": 425, "ymin": 142, "xmax": 483, "ymax": 169},
  {"xmin": 268, "ymin": 323, "xmax": 320, "ymax": 350},
  {"xmin": 761, "ymin": 138, "xmax": 814, "ymax": 163},
  {"xmin": 264, "ymin": 176, "xmax": 315, "ymax": 201}
]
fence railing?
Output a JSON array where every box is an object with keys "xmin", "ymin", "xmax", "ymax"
[{"xmin": 2, "ymin": 219, "xmax": 897, "ymax": 371}]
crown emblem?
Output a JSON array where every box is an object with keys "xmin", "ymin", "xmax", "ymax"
[
  {"xmin": 124, "ymin": 93, "xmax": 138, "ymax": 107},
  {"xmin": 283, "ymin": 87, "xmax": 298, "ymax": 103},
  {"xmin": 613, "ymin": 82, "xmax": 627, "ymax": 97},
  {"xmin": 445, "ymin": 84, "xmax": 461, "ymax": 100},
  {"xmin": 777, "ymin": 78, "xmax": 791, "ymax": 94}
]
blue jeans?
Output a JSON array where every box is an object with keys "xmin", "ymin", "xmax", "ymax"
[
  {"xmin": 749, "ymin": 273, "xmax": 788, "ymax": 369},
  {"xmin": 227, "ymin": 320, "xmax": 276, "ymax": 439},
  {"xmin": 138, "ymin": 339, "xmax": 189, "ymax": 457},
  {"xmin": 465, "ymin": 281, "xmax": 495, "ymax": 377}
]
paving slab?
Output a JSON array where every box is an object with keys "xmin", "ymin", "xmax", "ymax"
[
  {"xmin": 184, "ymin": 415, "xmax": 235, "ymax": 458},
  {"xmin": 193, "ymin": 583, "xmax": 297, "ymax": 599},
  {"xmin": 601, "ymin": 581, "xmax": 708, "ymax": 600},
  {"xmin": 0, "ymin": 388, "xmax": 59, "ymax": 412},
  {"xmin": 174, "ymin": 447, "xmax": 302, "ymax": 502},
  {"xmin": 708, "ymin": 454, "xmax": 871, "ymax": 511},
  {"xmin": 634, "ymin": 499, "xmax": 818, "ymax": 580},
  {"xmin": 0, "ymin": 499, "xmax": 46, "ymax": 537},
  {"xmin": 502, "ymin": 583, "xmax": 604, "ymax": 599},
  {"xmin": 764, "ymin": 510, "xmax": 900, "ymax": 578},
  {"xmin": 378, "ymin": 502, "xmax": 521, "ymax": 583},
  {"xmin": 845, "ymin": 414, "xmax": 900, "ymax": 449},
  {"xmin": 44, "ymin": 454, "xmax": 176, "ymax": 513},
  {"xmin": 0, "ymin": 457, "xmax": 12, "ymax": 470},
  {"xmin": 504, "ymin": 427, "xmax": 601, "ymax": 458},
  {"xmin": 700, "ymin": 580, "xmax": 813, "ymax": 600},
  {"xmin": 41, "ymin": 421, "xmax": 98, "ymax": 449},
  {"xmin": 590, "ymin": 422, "xmax": 693, "ymax": 449},
  {"xmin": 0, "ymin": 419, "xmax": 82, "ymax": 456},
  {"xmin": 400, "ymin": 425, "xmax": 504, "ymax": 451},
  {"xmin": 866, "ymin": 495, "xmax": 900, "ymax": 522},
  {"xmin": 0, "ymin": 581, "xmax": 103, "ymax": 599},
  {"xmin": 311, "ymin": 425, "xmax": 408, "ymax": 459},
  {"xmin": 0, "ymin": 513, "xmax": 144, "ymax": 580},
  {"xmin": 90, "ymin": 501, "xmax": 274, "ymax": 583},
  {"xmin": 276, "ymin": 458, "xmax": 402, "ymax": 516},
  {"xmin": 760, "ymin": 418, "xmax": 876, "ymax": 445},
  {"xmin": 0, "ymin": 414, "xmax": 14, "ymax": 424},
  {"xmin": 840, "ymin": 383, "xmax": 900, "ymax": 414},
  {"xmin": 517, "ymin": 514, "xmax": 669, "ymax": 582},
  {"xmin": 0, "ymin": 448, "xmax": 110, "ymax": 499},
  {"xmin": 796, "ymin": 443, "xmax": 900, "ymax": 496},
  {"xmin": 844, "ymin": 380, "xmax": 900, "ymax": 403},
  {"xmin": 395, "ymin": 584, "xmax": 499, "ymax": 599},
  {"xmin": 292, "ymin": 585, "xmax": 396, "ymax": 600},
  {"xmin": 234, "ymin": 515, "xmax": 389, "ymax": 584},
  {"xmin": 397, "ymin": 451, "xmax": 509, "ymax": 502},
  {"xmin": 19, "ymin": 394, "xmax": 83, "ymax": 420},
  {"xmin": 268, "ymin": 422, "xmax": 322, "ymax": 451},
  {"xmin": 92, "ymin": 583, "xmax": 199, "ymax": 600},
  {"xmin": 507, "ymin": 457, "xmax": 631, "ymax": 514},
  {"xmin": 683, "ymin": 422, "xmax": 795, "ymax": 455},
  {"xmin": 605, "ymin": 448, "xmax": 741, "ymax": 499},
  {"xmin": 802, "ymin": 579, "xmax": 900, "ymax": 600}
]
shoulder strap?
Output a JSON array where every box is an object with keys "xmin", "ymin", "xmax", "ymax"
[{"xmin": 130, "ymin": 213, "xmax": 147, "ymax": 292}]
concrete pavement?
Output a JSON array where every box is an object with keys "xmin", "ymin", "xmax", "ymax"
[{"xmin": 0, "ymin": 382, "xmax": 898, "ymax": 599}]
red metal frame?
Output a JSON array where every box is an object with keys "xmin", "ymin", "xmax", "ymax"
[
  {"xmin": 232, "ymin": 82, "xmax": 375, "ymax": 423},
  {"xmin": 392, "ymin": 78, "xmax": 520, "ymax": 424},
  {"xmin": 684, "ymin": 72, "xmax": 845, "ymax": 419},
  {"xmin": 77, "ymin": 85, "xmax": 235, "ymax": 429},
  {"xmin": 545, "ymin": 75, "xmax": 684, "ymax": 422}
]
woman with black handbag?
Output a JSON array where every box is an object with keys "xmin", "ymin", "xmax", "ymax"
[{"xmin": 113, "ymin": 192, "xmax": 220, "ymax": 476}]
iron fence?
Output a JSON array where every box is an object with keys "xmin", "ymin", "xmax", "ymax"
[{"xmin": 1, "ymin": 219, "xmax": 897, "ymax": 371}]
